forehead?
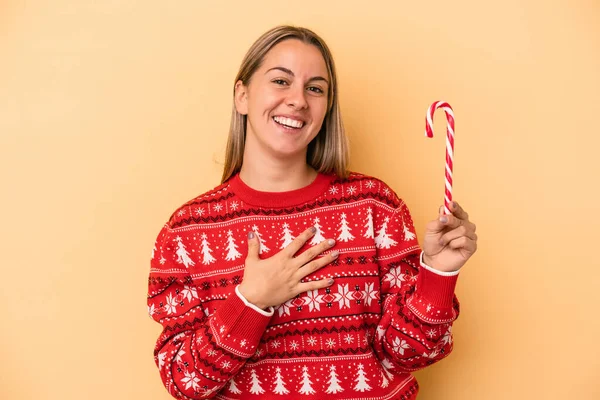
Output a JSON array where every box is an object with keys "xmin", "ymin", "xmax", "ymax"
[{"xmin": 261, "ymin": 39, "xmax": 328, "ymax": 78}]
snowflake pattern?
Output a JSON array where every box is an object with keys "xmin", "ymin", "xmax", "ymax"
[
  {"xmin": 221, "ymin": 361, "xmax": 232, "ymax": 370},
  {"xmin": 289, "ymin": 340, "xmax": 299, "ymax": 351},
  {"xmin": 230, "ymin": 201, "xmax": 239, "ymax": 211},
  {"xmin": 307, "ymin": 336, "xmax": 318, "ymax": 346},
  {"xmin": 271, "ymin": 340, "xmax": 281, "ymax": 349},
  {"xmin": 195, "ymin": 207, "xmax": 205, "ymax": 216},
  {"xmin": 181, "ymin": 370, "xmax": 200, "ymax": 391},
  {"xmin": 426, "ymin": 329, "xmax": 437, "ymax": 339},
  {"xmin": 347, "ymin": 186, "xmax": 357, "ymax": 195},
  {"xmin": 181, "ymin": 285, "xmax": 198, "ymax": 302},
  {"xmin": 344, "ymin": 334, "xmax": 355, "ymax": 344},
  {"xmin": 213, "ymin": 203, "xmax": 223, "ymax": 212},
  {"xmin": 164, "ymin": 293, "xmax": 178, "ymax": 314},
  {"xmin": 303, "ymin": 290, "xmax": 325, "ymax": 312},
  {"xmin": 329, "ymin": 186, "xmax": 339, "ymax": 195},
  {"xmin": 177, "ymin": 209, "xmax": 186, "ymax": 217},
  {"xmin": 365, "ymin": 180, "xmax": 375, "ymax": 189},
  {"xmin": 325, "ymin": 338, "xmax": 336, "ymax": 349},
  {"xmin": 392, "ymin": 338, "xmax": 411, "ymax": 355},
  {"xmin": 383, "ymin": 266, "xmax": 405, "ymax": 288}
]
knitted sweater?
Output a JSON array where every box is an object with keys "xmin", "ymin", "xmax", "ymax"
[{"xmin": 147, "ymin": 171, "xmax": 460, "ymax": 400}]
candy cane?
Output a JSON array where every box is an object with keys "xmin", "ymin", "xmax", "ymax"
[{"xmin": 425, "ymin": 101, "xmax": 455, "ymax": 215}]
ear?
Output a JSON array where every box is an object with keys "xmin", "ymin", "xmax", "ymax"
[{"xmin": 234, "ymin": 80, "xmax": 249, "ymax": 115}]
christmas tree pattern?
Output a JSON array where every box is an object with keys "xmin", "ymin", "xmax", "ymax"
[
  {"xmin": 374, "ymin": 217, "xmax": 398, "ymax": 249},
  {"xmin": 325, "ymin": 365, "xmax": 344, "ymax": 394},
  {"xmin": 228, "ymin": 377, "xmax": 241, "ymax": 394},
  {"xmin": 337, "ymin": 213, "xmax": 355, "ymax": 242},
  {"xmin": 381, "ymin": 357, "xmax": 396, "ymax": 381},
  {"xmin": 298, "ymin": 366, "xmax": 315, "ymax": 395},
  {"xmin": 273, "ymin": 367, "xmax": 290, "ymax": 395},
  {"xmin": 363, "ymin": 207, "xmax": 374, "ymax": 239},
  {"xmin": 403, "ymin": 224, "xmax": 416, "ymax": 241},
  {"xmin": 249, "ymin": 369, "xmax": 265, "ymax": 395},
  {"xmin": 200, "ymin": 233, "xmax": 216, "ymax": 265},
  {"xmin": 279, "ymin": 223, "xmax": 295, "ymax": 249},
  {"xmin": 309, "ymin": 217, "xmax": 326, "ymax": 246},
  {"xmin": 380, "ymin": 370, "xmax": 390, "ymax": 388},
  {"xmin": 353, "ymin": 363, "xmax": 372, "ymax": 392},
  {"xmin": 174, "ymin": 236, "xmax": 195, "ymax": 268},
  {"xmin": 252, "ymin": 225, "xmax": 270, "ymax": 254},
  {"xmin": 224, "ymin": 230, "xmax": 242, "ymax": 261}
]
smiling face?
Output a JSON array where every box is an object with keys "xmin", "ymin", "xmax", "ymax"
[{"xmin": 235, "ymin": 39, "xmax": 330, "ymax": 161}]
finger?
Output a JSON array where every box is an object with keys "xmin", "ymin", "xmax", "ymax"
[
  {"xmin": 436, "ymin": 213, "xmax": 476, "ymax": 231},
  {"xmin": 296, "ymin": 277, "xmax": 335, "ymax": 295},
  {"xmin": 446, "ymin": 236, "xmax": 478, "ymax": 253},
  {"xmin": 439, "ymin": 227, "xmax": 478, "ymax": 247},
  {"xmin": 449, "ymin": 201, "xmax": 470, "ymax": 221},
  {"xmin": 296, "ymin": 250, "xmax": 339, "ymax": 279},
  {"xmin": 246, "ymin": 230, "xmax": 260, "ymax": 262},
  {"xmin": 294, "ymin": 238, "xmax": 336, "ymax": 266},
  {"xmin": 284, "ymin": 226, "xmax": 317, "ymax": 256}
]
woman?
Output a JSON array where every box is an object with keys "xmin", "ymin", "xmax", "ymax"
[{"xmin": 147, "ymin": 25, "xmax": 478, "ymax": 399}]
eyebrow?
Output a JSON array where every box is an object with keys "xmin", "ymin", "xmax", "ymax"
[{"xmin": 266, "ymin": 66, "xmax": 329, "ymax": 85}]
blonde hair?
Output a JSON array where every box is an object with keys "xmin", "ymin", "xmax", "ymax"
[{"xmin": 221, "ymin": 25, "xmax": 349, "ymax": 183}]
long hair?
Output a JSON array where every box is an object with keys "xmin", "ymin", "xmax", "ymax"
[{"xmin": 221, "ymin": 25, "xmax": 349, "ymax": 183}]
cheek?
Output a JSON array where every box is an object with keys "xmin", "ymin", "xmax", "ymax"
[{"xmin": 311, "ymin": 100, "xmax": 328, "ymax": 124}]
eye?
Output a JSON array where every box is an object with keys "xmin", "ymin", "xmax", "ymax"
[
  {"xmin": 272, "ymin": 79, "xmax": 288, "ymax": 86},
  {"xmin": 307, "ymin": 86, "xmax": 324, "ymax": 94}
]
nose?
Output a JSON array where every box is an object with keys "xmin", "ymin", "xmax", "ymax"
[{"xmin": 286, "ymin": 85, "xmax": 308, "ymax": 110}]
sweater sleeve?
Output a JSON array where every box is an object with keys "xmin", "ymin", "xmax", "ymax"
[
  {"xmin": 371, "ymin": 200, "xmax": 461, "ymax": 374},
  {"xmin": 147, "ymin": 224, "xmax": 274, "ymax": 399}
]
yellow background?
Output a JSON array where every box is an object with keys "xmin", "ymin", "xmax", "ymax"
[{"xmin": 1, "ymin": 0, "xmax": 599, "ymax": 399}]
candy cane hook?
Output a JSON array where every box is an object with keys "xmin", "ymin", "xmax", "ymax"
[{"xmin": 425, "ymin": 101, "xmax": 455, "ymax": 215}]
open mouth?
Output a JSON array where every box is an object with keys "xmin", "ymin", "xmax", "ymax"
[{"xmin": 273, "ymin": 116, "xmax": 305, "ymax": 129}]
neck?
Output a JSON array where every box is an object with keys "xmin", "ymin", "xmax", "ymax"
[{"xmin": 239, "ymin": 149, "xmax": 318, "ymax": 193}]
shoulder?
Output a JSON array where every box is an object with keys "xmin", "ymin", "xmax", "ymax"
[
  {"xmin": 333, "ymin": 171, "xmax": 404, "ymax": 209},
  {"xmin": 164, "ymin": 180, "xmax": 233, "ymax": 229}
]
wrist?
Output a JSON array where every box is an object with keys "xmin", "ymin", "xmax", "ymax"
[
  {"xmin": 237, "ymin": 284, "xmax": 268, "ymax": 310},
  {"xmin": 421, "ymin": 251, "xmax": 460, "ymax": 276}
]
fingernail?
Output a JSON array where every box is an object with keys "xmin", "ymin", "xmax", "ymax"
[
  {"xmin": 248, "ymin": 231, "xmax": 255, "ymax": 239},
  {"xmin": 310, "ymin": 226, "xmax": 317, "ymax": 234},
  {"xmin": 452, "ymin": 201, "xmax": 457, "ymax": 208},
  {"xmin": 327, "ymin": 239, "xmax": 335, "ymax": 246},
  {"xmin": 327, "ymin": 278, "xmax": 334, "ymax": 285},
  {"xmin": 331, "ymin": 251, "xmax": 339, "ymax": 258},
  {"xmin": 440, "ymin": 216, "xmax": 448, "ymax": 224}
]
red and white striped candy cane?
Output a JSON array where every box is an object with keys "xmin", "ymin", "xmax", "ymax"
[{"xmin": 425, "ymin": 101, "xmax": 455, "ymax": 215}]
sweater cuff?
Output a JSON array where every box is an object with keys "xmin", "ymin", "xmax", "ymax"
[
  {"xmin": 209, "ymin": 287, "xmax": 274, "ymax": 358},
  {"xmin": 235, "ymin": 286, "xmax": 275, "ymax": 317},
  {"xmin": 405, "ymin": 251, "xmax": 459, "ymax": 324}
]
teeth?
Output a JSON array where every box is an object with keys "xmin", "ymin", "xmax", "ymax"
[{"xmin": 273, "ymin": 116, "xmax": 304, "ymax": 128}]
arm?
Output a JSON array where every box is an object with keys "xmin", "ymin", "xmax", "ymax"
[
  {"xmin": 147, "ymin": 224, "xmax": 274, "ymax": 399},
  {"xmin": 372, "ymin": 201, "xmax": 460, "ymax": 373}
]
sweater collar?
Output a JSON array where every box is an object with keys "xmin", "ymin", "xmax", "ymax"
[{"xmin": 228, "ymin": 171, "xmax": 335, "ymax": 208}]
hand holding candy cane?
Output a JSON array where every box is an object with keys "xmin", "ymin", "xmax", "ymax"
[{"xmin": 421, "ymin": 101, "xmax": 478, "ymax": 272}]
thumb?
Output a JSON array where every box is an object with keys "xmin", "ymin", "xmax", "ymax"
[{"xmin": 246, "ymin": 231, "xmax": 259, "ymax": 261}]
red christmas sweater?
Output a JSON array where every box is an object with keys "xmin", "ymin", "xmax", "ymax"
[{"xmin": 147, "ymin": 171, "xmax": 460, "ymax": 400}]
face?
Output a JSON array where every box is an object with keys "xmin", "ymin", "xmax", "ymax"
[{"xmin": 235, "ymin": 39, "xmax": 330, "ymax": 160}]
